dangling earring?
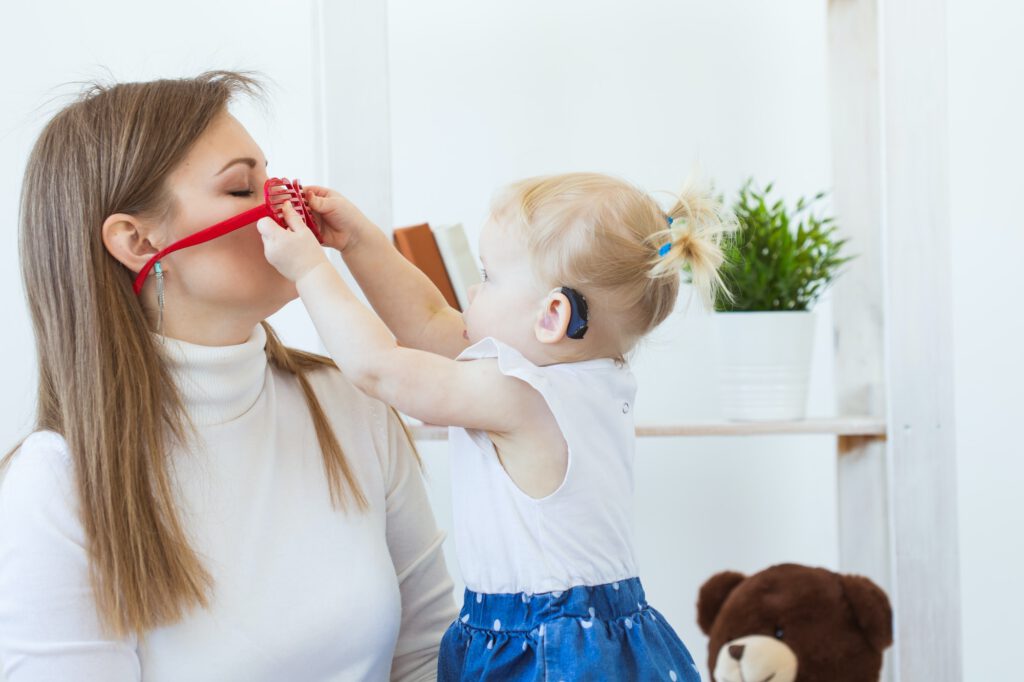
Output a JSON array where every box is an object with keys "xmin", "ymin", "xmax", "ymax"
[{"xmin": 154, "ymin": 261, "xmax": 165, "ymax": 336}]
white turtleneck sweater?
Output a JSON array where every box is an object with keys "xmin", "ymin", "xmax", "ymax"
[{"xmin": 0, "ymin": 324, "xmax": 457, "ymax": 682}]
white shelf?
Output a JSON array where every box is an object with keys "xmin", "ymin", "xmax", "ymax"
[{"xmin": 408, "ymin": 416, "xmax": 886, "ymax": 441}]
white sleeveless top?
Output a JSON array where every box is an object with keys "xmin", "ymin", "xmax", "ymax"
[{"xmin": 450, "ymin": 337, "xmax": 640, "ymax": 595}]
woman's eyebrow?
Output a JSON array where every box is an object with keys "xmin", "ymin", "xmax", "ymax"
[{"xmin": 215, "ymin": 157, "xmax": 269, "ymax": 176}]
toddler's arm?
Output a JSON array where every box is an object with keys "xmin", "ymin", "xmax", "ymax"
[
  {"xmin": 258, "ymin": 203, "xmax": 537, "ymax": 433},
  {"xmin": 304, "ymin": 186, "xmax": 469, "ymax": 359}
]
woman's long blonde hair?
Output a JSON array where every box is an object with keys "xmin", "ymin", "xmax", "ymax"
[
  {"xmin": 6, "ymin": 71, "xmax": 366, "ymax": 637},
  {"xmin": 493, "ymin": 172, "xmax": 737, "ymax": 345}
]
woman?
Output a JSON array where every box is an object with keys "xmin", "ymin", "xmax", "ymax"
[{"xmin": 0, "ymin": 71, "xmax": 456, "ymax": 681}]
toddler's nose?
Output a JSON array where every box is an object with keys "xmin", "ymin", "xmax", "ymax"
[{"xmin": 467, "ymin": 284, "xmax": 480, "ymax": 304}]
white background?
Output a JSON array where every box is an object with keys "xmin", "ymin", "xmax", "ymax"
[{"xmin": 1, "ymin": 1, "xmax": 1020, "ymax": 679}]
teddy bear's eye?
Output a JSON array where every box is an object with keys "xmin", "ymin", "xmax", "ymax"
[{"xmin": 774, "ymin": 627, "xmax": 785, "ymax": 640}]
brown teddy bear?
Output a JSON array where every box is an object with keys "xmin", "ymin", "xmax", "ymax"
[{"xmin": 696, "ymin": 564, "xmax": 892, "ymax": 682}]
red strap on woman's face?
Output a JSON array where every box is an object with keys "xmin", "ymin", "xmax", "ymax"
[{"xmin": 132, "ymin": 177, "xmax": 321, "ymax": 295}]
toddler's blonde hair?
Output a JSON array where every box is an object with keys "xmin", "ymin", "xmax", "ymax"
[{"xmin": 492, "ymin": 172, "xmax": 736, "ymax": 346}]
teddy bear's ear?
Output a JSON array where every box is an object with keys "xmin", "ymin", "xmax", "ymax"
[
  {"xmin": 697, "ymin": 571, "xmax": 746, "ymax": 635},
  {"xmin": 840, "ymin": 574, "xmax": 893, "ymax": 652}
]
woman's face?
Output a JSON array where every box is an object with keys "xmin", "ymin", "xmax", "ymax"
[{"xmin": 148, "ymin": 112, "xmax": 297, "ymax": 341}]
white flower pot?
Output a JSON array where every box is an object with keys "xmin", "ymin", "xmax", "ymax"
[{"xmin": 716, "ymin": 311, "xmax": 816, "ymax": 421}]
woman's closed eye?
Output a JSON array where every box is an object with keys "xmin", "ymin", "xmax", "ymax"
[
  {"xmin": 479, "ymin": 268, "xmax": 489, "ymax": 282},
  {"xmin": 229, "ymin": 189, "xmax": 255, "ymax": 197}
]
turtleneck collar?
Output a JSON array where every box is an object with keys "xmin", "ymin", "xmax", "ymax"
[{"xmin": 157, "ymin": 323, "xmax": 269, "ymax": 426}]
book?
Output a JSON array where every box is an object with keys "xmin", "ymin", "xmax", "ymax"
[
  {"xmin": 433, "ymin": 223, "xmax": 482, "ymax": 311},
  {"xmin": 392, "ymin": 223, "xmax": 461, "ymax": 310}
]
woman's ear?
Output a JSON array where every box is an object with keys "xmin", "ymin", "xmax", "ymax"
[
  {"xmin": 533, "ymin": 290, "xmax": 572, "ymax": 344},
  {"xmin": 102, "ymin": 213, "xmax": 162, "ymax": 274}
]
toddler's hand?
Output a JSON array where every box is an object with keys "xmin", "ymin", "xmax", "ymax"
[
  {"xmin": 302, "ymin": 185, "xmax": 376, "ymax": 254},
  {"xmin": 257, "ymin": 202, "xmax": 330, "ymax": 282}
]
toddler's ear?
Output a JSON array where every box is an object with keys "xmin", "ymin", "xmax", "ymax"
[{"xmin": 534, "ymin": 290, "xmax": 572, "ymax": 344}]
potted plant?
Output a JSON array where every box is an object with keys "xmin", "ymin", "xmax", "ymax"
[{"xmin": 715, "ymin": 181, "xmax": 853, "ymax": 421}]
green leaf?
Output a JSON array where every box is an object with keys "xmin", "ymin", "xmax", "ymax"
[{"xmin": 717, "ymin": 181, "xmax": 857, "ymax": 312}]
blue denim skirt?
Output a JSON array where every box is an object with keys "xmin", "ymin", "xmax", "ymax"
[{"xmin": 438, "ymin": 578, "xmax": 701, "ymax": 681}]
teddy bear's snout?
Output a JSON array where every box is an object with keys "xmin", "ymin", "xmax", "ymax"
[{"xmin": 713, "ymin": 635, "xmax": 798, "ymax": 682}]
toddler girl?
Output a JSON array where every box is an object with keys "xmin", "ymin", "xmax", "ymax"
[{"xmin": 258, "ymin": 172, "xmax": 735, "ymax": 681}]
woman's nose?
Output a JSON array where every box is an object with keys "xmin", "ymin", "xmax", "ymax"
[{"xmin": 467, "ymin": 284, "xmax": 480, "ymax": 304}]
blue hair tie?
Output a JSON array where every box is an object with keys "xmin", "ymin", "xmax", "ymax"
[{"xmin": 659, "ymin": 214, "xmax": 675, "ymax": 256}]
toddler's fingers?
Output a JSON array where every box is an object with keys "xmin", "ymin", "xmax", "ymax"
[
  {"xmin": 307, "ymin": 193, "xmax": 327, "ymax": 212},
  {"xmin": 256, "ymin": 217, "xmax": 277, "ymax": 238},
  {"xmin": 306, "ymin": 194, "xmax": 339, "ymax": 222},
  {"xmin": 303, "ymin": 184, "xmax": 336, "ymax": 199},
  {"xmin": 280, "ymin": 201, "xmax": 306, "ymax": 233},
  {"xmin": 304, "ymin": 187, "xmax": 342, "ymax": 216}
]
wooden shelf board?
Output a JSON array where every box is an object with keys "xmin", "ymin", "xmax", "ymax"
[{"xmin": 408, "ymin": 417, "xmax": 887, "ymax": 441}]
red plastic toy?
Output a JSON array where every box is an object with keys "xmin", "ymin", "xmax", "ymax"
[{"xmin": 133, "ymin": 177, "xmax": 320, "ymax": 295}]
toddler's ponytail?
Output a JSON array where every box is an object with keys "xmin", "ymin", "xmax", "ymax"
[{"xmin": 647, "ymin": 183, "xmax": 737, "ymax": 310}]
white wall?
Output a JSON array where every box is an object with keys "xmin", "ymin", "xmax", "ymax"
[
  {"xmin": 387, "ymin": 0, "xmax": 841, "ymax": 666},
  {"xmin": 947, "ymin": 0, "xmax": 1024, "ymax": 677},
  {"xmin": 0, "ymin": 0, "xmax": 327, "ymax": 450}
]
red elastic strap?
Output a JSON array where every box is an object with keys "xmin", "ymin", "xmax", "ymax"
[{"xmin": 132, "ymin": 204, "xmax": 271, "ymax": 295}]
